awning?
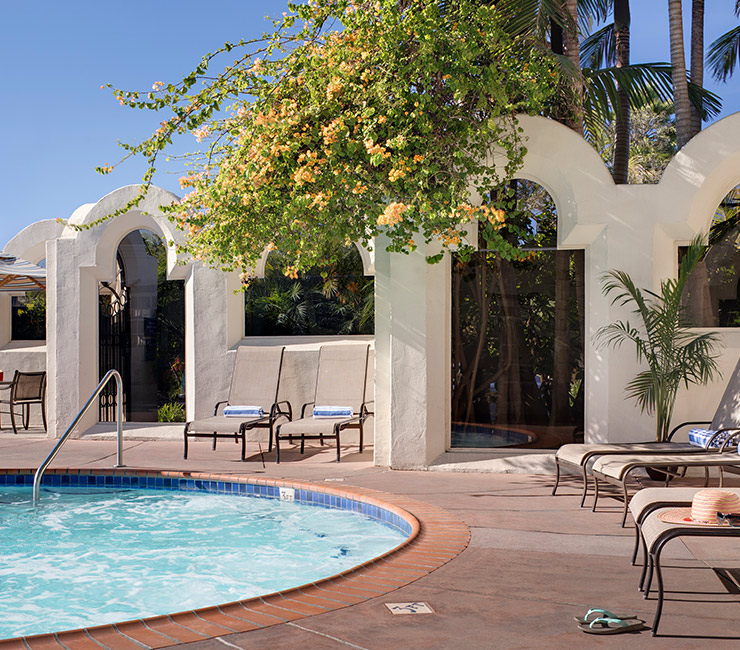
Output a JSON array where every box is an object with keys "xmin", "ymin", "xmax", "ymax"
[{"xmin": 0, "ymin": 254, "xmax": 46, "ymax": 292}]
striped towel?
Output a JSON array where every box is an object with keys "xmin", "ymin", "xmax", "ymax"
[
  {"xmin": 223, "ymin": 405, "xmax": 263, "ymax": 417},
  {"xmin": 313, "ymin": 405, "xmax": 353, "ymax": 419},
  {"xmin": 688, "ymin": 428, "xmax": 732, "ymax": 448}
]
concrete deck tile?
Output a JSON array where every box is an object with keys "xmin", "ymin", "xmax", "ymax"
[
  {"xmin": 0, "ymin": 641, "xmax": 30, "ymax": 650},
  {"xmin": 21, "ymin": 638, "xmax": 66, "ymax": 650},
  {"xmin": 168, "ymin": 612, "xmax": 241, "ymax": 636},
  {"xmin": 214, "ymin": 604, "xmax": 279, "ymax": 627},
  {"xmin": 143, "ymin": 617, "xmax": 209, "ymax": 643},
  {"xmin": 6, "ymin": 437, "xmax": 740, "ymax": 648},
  {"xmin": 85, "ymin": 627, "xmax": 146, "ymax": 650},
  {"xmin": 113, "ymin": 620, "xmax": 179, "ymax": 648},
  {"xmin": 49, "ymin": 631, "xmax": 102, "ymax": 650}
]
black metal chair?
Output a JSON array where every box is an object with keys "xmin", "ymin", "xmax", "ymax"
[{"xmin": 0, "ymin": 370, "xmax": 47, "ymax": 433}]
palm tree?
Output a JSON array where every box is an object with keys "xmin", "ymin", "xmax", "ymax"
[
  {"xmin": 613, "ymin": 0, "xmax": 630, "ymax": 184},
  {"xmin": 707, "ymin": 1, "xmax": 740, "ymax": 83},
  {"xmin": 688, "ymin": 0, "xmax": 705, "ymax": 137},
  {"xmin": 595, "ymin": 237, "xmax": 722, "ymax": 441},
  {"xmin": 589, "ymin": 100, "xmax": 676, "ymax": 183},
  {"xmin": 668, "ymin": 0, "xmax": 692, "ymax": 149}
]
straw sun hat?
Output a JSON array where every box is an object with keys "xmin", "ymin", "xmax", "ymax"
[{"xmin": 658, "ymin": 489, "xmax": 740, "ymax": 526}]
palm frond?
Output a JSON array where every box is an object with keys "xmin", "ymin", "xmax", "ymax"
[
  {"xmin": 625, "ymin": 370, "xmax": 658, "ymax": 413},
  {"xmin": 578, "ymin": 0, "xmax": 611, "ymax": 25},
  {"xmin": 583, "ymin": 63, "xmax": 673, "ymax": 126},
  {"xmin": 593, "ymin": 320, "xmax": 643, "ymax": 350},
  {"xmin": 584, "ymin": 63, "xmax": 722, "ymax": 126},
  {"xmin": 707, "ymin": 25, "xmax": 740, "ymax": 83},
  {"xmin": 496, "ymin": 0, "xmax": 575, "ymax": 38},
  {"xmin": 581, "ymin": 23, "xmax": 615, "ymax": 69},
  {"xmin": 687, "ymin": 78, "xmax": 724, "ymax": 120},
  {"xmin": 594, "ymin": 236, "xmax": 722, "ymax": 439}
]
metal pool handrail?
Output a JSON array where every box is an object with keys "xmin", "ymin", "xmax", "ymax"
[{"xmin": 33, "ymin": 369, "xmax": 125, "ymax": 504}]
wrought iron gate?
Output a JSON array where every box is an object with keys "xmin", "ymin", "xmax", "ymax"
[{"xmin": 99, "ymin": 267, "xmax": 131, "ymax": 421}]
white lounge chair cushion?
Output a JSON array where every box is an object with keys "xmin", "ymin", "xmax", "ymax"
[
  {"xmin": 223, "ymin": 405, "xmax": 264, "ymax": 417},
  {"xmin": 313, "ymin": 405, "xmax": 353, "ymax": 418}
]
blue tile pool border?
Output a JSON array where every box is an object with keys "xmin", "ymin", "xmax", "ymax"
[
  {"xmin": 0, "ymin": 468, "xmax": 473, "ymax": 650},
  {"xmin": 0, "ymin": 470, "xmax": 415, "ymax": 538}
]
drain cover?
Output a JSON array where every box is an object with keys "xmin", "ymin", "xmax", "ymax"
[{"xmin": 384, "ymin": 602, "xmax": 434, "ymax": 615}]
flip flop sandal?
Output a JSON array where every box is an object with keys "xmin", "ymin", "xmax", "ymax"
[
  {"xmin": 573, "ymin": 608, "xmax": 639, "ymax": 624},
  {"xmin": 578, "ymin": 616, "xmax": 646, "ymax": 635}
]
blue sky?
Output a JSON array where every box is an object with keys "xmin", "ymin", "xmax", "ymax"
[{"xmin": 1, "ymin": 0, "xmax": 739, "ymax": 250}]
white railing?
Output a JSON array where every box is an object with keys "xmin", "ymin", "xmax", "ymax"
[{"xmin": 33, "ymin": 370, "xmax": 124, "ymax": 504}]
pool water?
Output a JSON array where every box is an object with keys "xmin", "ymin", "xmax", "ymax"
[{"xmin": 0, "ymin": 486, "xmax": 406, "ymax": 639}]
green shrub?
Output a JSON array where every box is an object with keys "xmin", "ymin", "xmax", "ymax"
[{"xmin": 158, "ymin": 402, "xmax": 186, "ymax": 422}]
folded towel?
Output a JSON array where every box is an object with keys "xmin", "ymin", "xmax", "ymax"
[
  {"xmin": 313, "ymin": 405, "xmax": 353, "ymax": 419},
  {"xmin": 223, "ymin": 405, "xmax": 264, "ymax": 417},
  {"xmin": 688, "ymin": 428, "xmax": 731, "ymax": 448}
]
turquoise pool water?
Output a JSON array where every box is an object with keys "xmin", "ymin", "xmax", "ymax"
[{"xmin": 0, "ymin": 486, "xmax": 406, "ymax": 639}]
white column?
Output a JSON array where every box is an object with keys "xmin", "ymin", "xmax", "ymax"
[
  {"xmin": 47, "ymin": 238, "xmax": 99, "ymax": 437},
  {"xmin": 374, "ymin": 241, "xmax": 450, "ymax": 469},
  {"xmin": 184, "ymin": 264, "xmax": 233, "ymax": 420}
]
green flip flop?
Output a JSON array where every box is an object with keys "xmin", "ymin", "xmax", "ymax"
[
  {"xmin": 578, "ymin": 616, "xmax": 646, "ymax": 635},
  {"xmin": 573, "ymin": 608, "xmax": 638, "ymax": 625}
]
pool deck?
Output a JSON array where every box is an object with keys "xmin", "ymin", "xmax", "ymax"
[{"xmin": 3, "ymin": 434, "xmax": 740, "ymax": 648}]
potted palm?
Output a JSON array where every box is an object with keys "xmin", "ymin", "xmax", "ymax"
[{"xmin": 594, "ymin": 236, "xmax": 722, "ymax": 445}]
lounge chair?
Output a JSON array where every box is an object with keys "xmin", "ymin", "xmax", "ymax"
[
  {"xmin": 0, "ymin": 370, "xmax": 47, "ymax": 433},
  {"xmin": 591, "ymin": 433, "xmax": 740, "ymax": 526},
  {"xmin": 183, "ymin": 346, "xmax": 291, "ymax": 463},
  {"xmin": 628, "ymin": 486, "xmax": 704, "ymax": 566},
  {"xmin": 274, "ymin": 344, "xmax": 371, "ymax": 463},
  {"xmin": 636, "ymin": 489, "xmax": 740, "ymax": 635},
  {"xmin": 553, "ymin": 356, "xmax": 740, "ymax": 506}
]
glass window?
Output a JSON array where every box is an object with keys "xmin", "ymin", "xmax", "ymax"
[
  {"xmin": 682, "ymin": 184, "xmax": 740, "ymax": 327},
  {"xmin": 244, "ymin": 245, "xmax": 374, "ymax": 336},
  {"xmin": 11, "ymin": 292, "xmax": 46, "ymax": 340},
  {"xmin": 451, "ymin": 180, "xmax": 584, "ymax": 449}
]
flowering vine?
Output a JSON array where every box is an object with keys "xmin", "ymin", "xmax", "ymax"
[{"xmin": 89, "ymin": 0, "xmax": 560, "ymax": 273}]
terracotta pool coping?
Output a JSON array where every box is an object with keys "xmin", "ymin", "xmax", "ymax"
[{"xmin": 0, "ymin": 468, "xmax": 470, "ymax": 650}]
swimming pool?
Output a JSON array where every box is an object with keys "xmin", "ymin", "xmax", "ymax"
[
  {"xmin": 451, "ymin": 423, "xmax": 536, "ymax": 448},
  {"xmin": 0, "ymin": 470, "xmax": 417, "ymax": 641}
]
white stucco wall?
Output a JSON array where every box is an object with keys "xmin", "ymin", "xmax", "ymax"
[
  {"xmin": 7, "ymin": 111, "xmax": 740, "ymax": 463},
  {"xmin": 372, "ymin": 112, "xmax": 740, "ymax": 466}
]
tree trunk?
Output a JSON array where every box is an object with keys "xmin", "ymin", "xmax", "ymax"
[
  {"xmin": 550, "ymin": 250, "xmax": 571, "ymax": 424},
  {"xmin": 562, "ymin": 0, "xmax": 584, "ymax": 136},
  {"xmin": 548, "ymin": 1, "xmax": 580, "ymax": 425},
  {"xmin": 689, "ymin": 0, "xmax": 705, "ymax": 138},
  {"xmin": 668, "ymin": 0, "xmax": 692, "ymax": 149},
  {"xmin": 612, "ymin": 0, "xmax": 631, "ymax": 184}
]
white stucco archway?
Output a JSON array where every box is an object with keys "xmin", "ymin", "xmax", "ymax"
[
  {"xmin": 45, "ymin": 185, "xmax": 200, "ymax": 436},
  {"xmin": 7, "ymin": 111, "xmax": 740, "ymax": 463},
  {"xmin": 374, "ymin": 112, "xmax": 740, "ymax": 468}
]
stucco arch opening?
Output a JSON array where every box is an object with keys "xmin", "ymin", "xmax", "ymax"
[
  {"xmin": 250, "ymin": 241, "xmax": 375, "ymax": 279},
  {"xmin": 7, "ymin": 110, "xmax": 740, "ymax": 467}
]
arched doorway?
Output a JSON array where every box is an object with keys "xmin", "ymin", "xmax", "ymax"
[
  {"xmin": 99, "ymin": 230, "xmax": 185, "ymax": 422},
  {"xmin": 451, "ymin": 179, "xmax": 585, "ymax": 449}
]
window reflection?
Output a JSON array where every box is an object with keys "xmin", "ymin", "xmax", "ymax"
[
  {"xmin": 451, "ymin": 180, "xmax": 584, "ymax": 449},
  {"xmin": 682, "ymin": 185, "xmax": 740, "ymax": 327}
]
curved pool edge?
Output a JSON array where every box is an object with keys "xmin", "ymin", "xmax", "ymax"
[{"xmin": 0, "ymin": 468, "xmax": 470, "ymax": 650}]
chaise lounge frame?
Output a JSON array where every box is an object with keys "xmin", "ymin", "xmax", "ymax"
[
  {"xmin": 591, "ymin": 430, "xmax": 740, "ymax": 526},
  {"xmin": 183, "ymin": 346, "xmax": 292, "ymax": 464},
  {"xmin": 553, "ymin": 357, "xmax": 740, "ymax": 507},
  {"xmin": 275, "ymin": 344, "xmax": 371, "ymax": 463}
]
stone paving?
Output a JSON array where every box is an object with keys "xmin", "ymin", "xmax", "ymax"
[{"xmin": 2, "ymin": 435, "xmax": 740, "ymax": 648}]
